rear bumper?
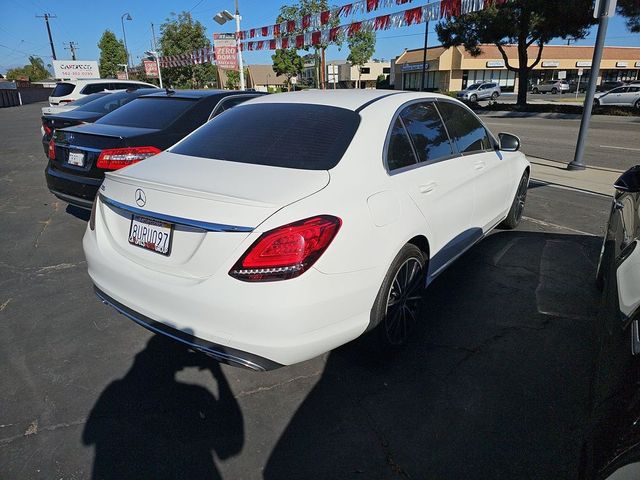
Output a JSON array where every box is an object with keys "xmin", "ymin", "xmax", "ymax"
[{"xmin": 45, "ymin": 164, "xmax": 102, "ymax": 209}]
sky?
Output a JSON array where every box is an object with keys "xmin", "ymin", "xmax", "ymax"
[{"xmin": 1, "ymin": 0, "xmax": 639, "ymax": 75}]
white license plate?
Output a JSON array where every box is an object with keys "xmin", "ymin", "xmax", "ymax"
[
  {"xmin": 68, "ymin": 151, "xmax": 84, "ymax": 167},
  {"xmin": 128, "ymin": 215, "xmax": 173, "ymax": 256}
]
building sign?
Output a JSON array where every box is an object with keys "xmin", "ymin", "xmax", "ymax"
[
  {"xmin": 542, "ymin": 61, "xmax": 560, "ymax": 68},
  {"xmin": 52, "ymin": 60, "xmax": 100, "ymax": 80},
  {"xmin": 486, "ymin": 60, "xmax": 505, "ymax": 68},
  {"xmin": 213, "ymin": 33, "xmax": 238, "ymax": 70},
  {"xmin": 143, "ymin": 60, "xmax": 159, "ymax": 78},
  {"xmin": 401, "ymin": 63, "xmax": 429, "ymax": 72},
  {"xmin": 558, "ymin": 70, "xmax": 567, "ymax": 79},
  {"xmin": 576, "ymin": 61, "xmax": 592, "ymax": 67},
  {"xmin": 616, "ymin": 61, "xmax": 628, "ymax": 67}
]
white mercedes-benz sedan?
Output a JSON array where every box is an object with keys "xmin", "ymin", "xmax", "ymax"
[{"xmin": 83, "ymin": 90, "xmax": 530, "ymax": 370}]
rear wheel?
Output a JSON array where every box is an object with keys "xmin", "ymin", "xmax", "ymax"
[
  {"xmin": 635, "ymin": 99, "xmax": 640, "ymax": 110},
  {"xmin": 551, "ymin": 87, "xmax": 558, "ymax": 94},
  {"xmin": 491, "ymin": 91, "xmax": 499, "ymax": 100},
  {"xmin": 532, "ymin": 87, "xmax": 539, "ymax": 94},
  {"xmin": 368, "ymin": 244, "xmax": 426, "ymax": 350},
  {"xmin": 499, "ymin": 171, "xmax": 529, "ymax": 229}
]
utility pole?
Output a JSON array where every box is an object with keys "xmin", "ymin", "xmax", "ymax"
[
  {"xmin": 151, "ymin": 23, "xmax": 158, "ymax": 51},
  {"xmin": 419, "ymin": 19, "xmax": 429, "ymax": 91},
  {"xmin": 568, "ymin": 0, "xmax": 616, "ymax": 170},
  {"xmin": 64, "ymin": 41, "xmax": 78, "ymax": 60},
  {"xmin": 36, "ymin": 13, "xmax": 57, "ymax": 60}
]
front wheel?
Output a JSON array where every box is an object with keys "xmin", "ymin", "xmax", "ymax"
[
  {"xmin": 470, "ymin": 94, "xmax": 477, "ymax": 102},
  {"xmin": 635, "ymin": 99, "xmax": 640, "ymax": 110},
  {"xmin": 551, "ymin": 87, "xmax": 558, "ymax": 94},
  {"xmin": 499, "ymin": 171, "xmax": 529, "ymax": 229},
  {"xmin": 368, "ymin": 244, "xmax": 426, "ymax": 350},
  {"xmin": 594, "ymin": 99, "xmax": 601, "ymax": 107},
  {"xmin": 532, "ymin": 87, "xmax": 539, "ymax": 94}
]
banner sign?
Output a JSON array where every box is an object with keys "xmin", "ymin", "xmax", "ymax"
[
  {"xmin": 213, "ymin": 33, "xmax": 238, "ymax": 70},
  {"xmin": 53, "ymin": 60, "xmax": 100, "ymax": 79},
  {"xmin": 143, "ymin": 60, "xmax": 159, "ymax": 78},
  {"xmin": 486, "ymin": 60, "xmax": 505, "ymax": 68},
  {"xmin": 402, "ymin": 63, "xmax": 429, "ymax": 71},
  {"xmin": 542, "ymin": 61, "xmax": 559, "ymax": 67}
]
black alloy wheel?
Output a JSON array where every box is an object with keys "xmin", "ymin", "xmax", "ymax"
[
  {"xmin": 383, "ymin": 256, "xmax": 424, "ymax": 346},
  {"xmin": 499, "ymin": 171, "xmax": 529, "ymax": 229}
]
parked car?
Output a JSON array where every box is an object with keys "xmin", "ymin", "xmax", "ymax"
[
  {"xmin": 594, "ymin": 85, "xmax": 640, "ymax": 108},
  {"xmin": 597, "ymin": 81, "xmax": 627, "ymax": 93},
  {"xmin": 531, "ymin": 80, "xmax": 570, "ymax": 94},
  {"xmin": 46, "ymin": 90, "xmax": 264, "ymax": 209},
  {"xmin": 41, "ymin": 88, "xmax": 160, "ymax": 157},
  {"xmin": 83, "ymin": 90, "xmax": 530, "ymax": 370},
  {"xmin": 42, "ymin": 91, "xmax": 113, "ymax": 116},
  {"xmin": 48, "ymin": 79, "xmax": 157, "ymax": 106},
  {"xmin": 456, "ymin": 82, "xmax": 501, "ymax": 102},
  {"xmin": 567, "ymin": 80, "xmax": 587, "ymax": 94}
]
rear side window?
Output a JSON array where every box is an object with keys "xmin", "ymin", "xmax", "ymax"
[
  {"xmin": 172, "ymin": 103, "xmax": 360, "ymax": 170},
  {"xmin": 209, "ymin": 94, "xmax": 261, "ymax": 119},
  {"xmin": 67, "ymin": 92, "xmax": 108, "ymax": 106},
  {"xmin": 400, "ymin": 102, "xmax": 454, "ymax": 163},
  {"xmin": 628, "ymin": 86, "xmax": 640, "ymax": 93},
  {"xmin": 77, "ymin": 92, "xmax": 132, "ymax": 114},
  {"xmin": 386, "ymin": 117, "xmax": 417, "ymax": 171},
  {"xmin": 80, "ymin": 83, "xmax": 111, "ymax": 95},
  {"xmin": 97, "ymin": 97, "xmax": 196, "ymax": 129},
  {"xmin": 437, "ymin": 102, "xmax": 492, "ymax": 154},
  {"xmin": 52, "ymin": 83, "xmax": 75, "ymax": 97}
]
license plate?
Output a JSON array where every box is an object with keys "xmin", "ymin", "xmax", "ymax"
[
  {"xmin": 68, "ymin": 151, "xmax": 84, "ymax": 167},
  {"xmin": 128, "ymin": 215, "xmax": 173, "ymax": 256}
]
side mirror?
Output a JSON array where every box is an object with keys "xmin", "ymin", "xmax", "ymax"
[
  {"xmin": 614, "ymin": 165, "xmax": 640, "ymax": 193},
  {"xmin": 498, "ymin": 132, "xmax": 520, "ymax": 152}
]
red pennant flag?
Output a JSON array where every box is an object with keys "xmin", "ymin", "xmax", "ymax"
[
  {"xmin": 404, "ymin": 6, "xmax": 422, "ymax": 25},
  {"xmin": 338, "ymin": 3, "xmax": 353, "ymax": 16},
  {"xmin": 311, "ymin": 31, "xmax": 321, "ymax": 45},
  {"xmin": 366, "ymin": 0, "xmax": 379, "ymax": 12},
  {"xmin": 273, "ymin": 24, "xmax": 281, "ymax": 36},
  {"xmin": 257, "ymin": 41, "xmax": 264, "ymax": 50},
  {"xmin": 247, "ymin": 43, "xmax": 254, "ymax": 51},
  {"xmin": 320, "ymin": 10, "xmax": 330, "ymax": 25},
  {"xmin": 441, "ymin": 0, "xmax": 461, "ymax": 17},
  {"xmin": 295, "ymin": 34, "xmax": 304, "ymax": 49},
  {"xmin": 287, "ymin": 20, "xmax": 296, "ymax": 33},
  {"xmin": 374, "ymin": 14, "xmax": 391, "ymax": 30},
  {"xmin": 282, "ymin": 37, "xmax": 289, "ymax": 49},
  {"xmin": 262, "ymin": 26, "xmax": 269, "ymax": 36},
  {"xmin": 302, "ymin": 14, "xmax": 311, "ymax": 29},
  {"xmin": 239, "ymin": 31, "xmax": 245, "ymax": 40},
  {"xmin": 396, "ymin": 0, "xmax": 411, "ymax": 4},
  {"xmin": 347, "ymin": 21, "xmax": 362, "ymax": 36},
  {"xmin": 329, "ymin": 27, "xmax": 341, "ymax": 42},
  {"xmin": 252, "ymin": 29, "xmax": 258, "ymax": 38},
  {"xmin": 269, "ymin": 39, "xmax": 276, "ymax": 50}
]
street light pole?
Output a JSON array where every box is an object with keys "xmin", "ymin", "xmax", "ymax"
[
  {"xmin": 235, "ymin": 0, "xmax": 246, "ymax": 91},
  {"xmin": 121, "ymin": 13, "xmax": 132, "ymax": 68}
]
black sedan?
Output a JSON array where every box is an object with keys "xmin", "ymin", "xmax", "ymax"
[
  {"xmin": 46, "ymin": 90, "xmax": 264, "ymax": 209},
  {"xmin": 41, "ymin": 88, "xmax": 159, "ymax": 156}
]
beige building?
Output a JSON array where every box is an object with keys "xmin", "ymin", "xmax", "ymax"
[
  {"xmin": 217, "ymin": 64, "xmax": 288, "ymax": 91},
  {"xmin": 393, "ymin": 44, "xmax": 640, "ymax": 92}
]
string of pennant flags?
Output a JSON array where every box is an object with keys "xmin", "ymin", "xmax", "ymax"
[{"xmin": 157, "ymin": 0, "xmax": 506, "ymax": 68}]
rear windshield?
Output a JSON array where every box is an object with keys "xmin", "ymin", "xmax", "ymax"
[
  {"xmin": 76, "ymin": 90, "xmax": 152, "ymax": 114},
  {"xmin": 52, "ymin": 83, "xmax": 75, "ymax": 97},
  {"xmin": 171, "ymin": 103, "xmax": 361, "ymax": 170},
  {"xmin": 67, "ymin": 92, "xmax": 109, "ymax": 106},
  {"xmin": 97, "ymin": 97, "xmax": 196, "ymax": 129}
]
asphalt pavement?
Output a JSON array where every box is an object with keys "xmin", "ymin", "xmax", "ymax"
[{"xmin": 0, "ymin": 102, "xmax": 615, "ymax": 479}]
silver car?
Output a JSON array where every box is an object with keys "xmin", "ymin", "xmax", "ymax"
[
  {"xmin": 595, "ymin": 85, "xmax": 640, "ymax": 109},
  {"xmin": 456, "ymin": 82, "xmax": 501, "ymax": 102},
  {"xmin": 531, "ymin": 80, "xmax": 570, "ymax": 94}
]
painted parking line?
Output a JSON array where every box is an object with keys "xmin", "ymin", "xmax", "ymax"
[
  {"xmin": 599, "ymin": 145, "xmax": 640, "ymax": 152},
  {"xmin": 521, "ymin": 216, "xmax": 597, "ymax": 236}
]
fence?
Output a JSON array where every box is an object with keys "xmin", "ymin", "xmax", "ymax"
[{"xmin": 0, "ymin": 87, "xmax": 53, "ymax": 108}]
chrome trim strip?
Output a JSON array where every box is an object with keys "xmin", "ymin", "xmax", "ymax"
[
  {"xmin": 99, "ymin": 193, "xmax": 254, "ymax": 233},
  {"xmin": 95, "ymin": 288, "xmax": 272, "ymax": 371}
]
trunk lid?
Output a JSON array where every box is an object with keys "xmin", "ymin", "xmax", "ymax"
[{"xmin": 97, "ymin": 151, "xmax": 330, "ymax": 278}]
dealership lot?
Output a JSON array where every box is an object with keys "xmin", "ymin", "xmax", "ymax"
[{"xmin": 0, "ymin": 102, "xmax": 619, "ymax": 478}]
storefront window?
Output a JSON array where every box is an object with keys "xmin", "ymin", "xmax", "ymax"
[
  {"xmin": 402, "ymin": 71, "xmax": 439, "ymax": 91},
  {"xmin": 462, "ymin": 70, "xmax": 516, "ymax": 91},
  {"xmin": 601, "ymin": 69, "xmax": 639, "ymax": 82}
]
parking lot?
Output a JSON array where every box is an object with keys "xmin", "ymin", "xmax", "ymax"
[{"xmin": 0, "ymin": 102, "xmax": 622, "ymax": 478}]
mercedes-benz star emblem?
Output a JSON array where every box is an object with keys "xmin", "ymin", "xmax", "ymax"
[{"xmin": 135, "ymin": 189, "xmax": 146, "ymax": 207}]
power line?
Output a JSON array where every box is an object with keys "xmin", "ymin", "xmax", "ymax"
[{"xmin": 35, "ymin": 13, "xmax": 57, "ymax": 60}]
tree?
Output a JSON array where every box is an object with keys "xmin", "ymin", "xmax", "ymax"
[
  {"xmin": 5, "ymin": 56, "xmax": 50, "ymax": 81},
  {"xmin": 347, "ymin": 29, "xmax": 376, "ymax": 89},
  {"xmin": 618, "ymin": 0, "xmax": 640, "ymax": 32},
  {"xmin": 435, "ymin": 0, "xmax": 595, "ymax": 106},
  {"xmin": 98, "ymin": 30, "xmax": 127, "ymax": 78},
  {"xmin": 225, "ymin": 70, "xmax": 239, "ymax": 90},
  {"xmin": 159, "ymin": 12, "xmax": 217, "ymax": 88},
  {"xmin": 272, "ymin": 48, "xmax": 304, "ymax": 91}
]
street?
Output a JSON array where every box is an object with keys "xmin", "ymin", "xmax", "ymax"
[{"xmin": 0, "ymin": 102, "xmax": 616, "ymax": 478}]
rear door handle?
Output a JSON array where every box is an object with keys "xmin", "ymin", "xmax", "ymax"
[
  {"xmin": 474, "ymin": 160, "xmax": 486, "ymax": 170},
  {"xmin": 419, "ymin": 182, "xmax": 437, "ymax": 194}
]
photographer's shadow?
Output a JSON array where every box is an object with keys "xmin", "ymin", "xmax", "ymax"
[{"xmin": 83, "ymin": 333, "xmax": 243, "ymax": 480}]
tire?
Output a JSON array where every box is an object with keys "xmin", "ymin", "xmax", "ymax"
[
  {"xmin": 635, "ymin": 99, "xmax": 640, "ymax": 110},
  {"xmin": 551, "ymin": 87, "xmax": 558, "ymax": 94},
  {"xmin": 532, "ymin": 87, "xmax": 539, "ymax": 94},
  {"xmin": 470, "ymin": 94, "xmax": 477, "ymax": 102},
  {"xmin": 491, "ymin": 91, "xmax": 499, "ymax": 100},
  {"xmin": 499, "ymin": 171, "xmax": 529, "ymax": 229},
  {"xmin": 594, "ymin": 99, "xmax": 600, "ymax": 107},
  {"xmin": 367, "ymin": 244, "xmax": 426, "ymax": 351}
]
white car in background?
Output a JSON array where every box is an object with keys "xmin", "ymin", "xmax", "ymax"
[
  {"xmin": 41, "ymin": 91, "xmax": 115, "ymax": 116},
  {"xmin": 594, "ymin": 85, "xmax": 640, "ymax": 109},
  {"xmin": 48, "ymin": 79, "xmax": 157, "ymax": 106},
  {"xmin": 84, "ymin": 90, "xmax": 530, "ymax": 370}
]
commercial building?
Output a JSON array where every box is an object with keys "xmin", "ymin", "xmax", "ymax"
[
  {"xmin": 302, "ymin": 59, "xmax": 391, "ymax": 88},
  {"xmin": 392, "ymin": 44, "xmax": 640, "ymax": 92},
  {"xmin": 217, "ymin": 64, "xmax": 288, "ymax": 91}
]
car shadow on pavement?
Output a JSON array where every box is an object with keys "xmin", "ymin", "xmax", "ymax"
[
  {"xmin": 264, "ymin": 230, "xmax": 603, "ymax": 480},
  {"xmin": 82, "ymin": 333, "xmax": 243, "ymax": 480},
  {"xmin": 66, "ymin": 204, "xmax": 91, "ymax": 222}
]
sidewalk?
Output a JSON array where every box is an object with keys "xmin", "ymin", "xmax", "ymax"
[{"xmin": 528, "ymin": 156, "xmax": 621, "ymax": 196}]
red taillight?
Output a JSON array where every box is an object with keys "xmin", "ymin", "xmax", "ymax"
[
  {"xmin": 229, "ymin": 215, "xmax": 342, "ymax": 282},
  {"xmin": 96, "ymin": 146, "xmax": 161, "ymax": 170},
  {"xmin": 42, "ymin": 121, "xmax": 52, "ymax": 136},
  {"xmin": 48, "ymin": 138, "xmax": 56, "ymax": 160}
]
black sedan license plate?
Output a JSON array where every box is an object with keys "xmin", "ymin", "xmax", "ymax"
[{"xmin": 128, "ymin": 215, "xmax": 173, "ymax": 256}]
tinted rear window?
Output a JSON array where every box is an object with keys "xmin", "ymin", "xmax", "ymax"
[
  {"xmin": 52, "ymin": 83, "xmax": 75, "ymax": 97},
  {"xmin": 171, "ymin": 103, "xmax": 361, "ymax": 170},
  {"xmin": 97, "ymin": 97, "xmax": 196, "ymax": 129}
]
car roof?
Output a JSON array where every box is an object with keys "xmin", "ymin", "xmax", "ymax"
[
  {"xmin": 140, "ymin": 89, "xmax": 230, "ymax": 99},
  {"xmin": 56, "ymin": 79, "xmax": 155, "ymax": 85},
  {"xmin": 239, "ymin": 89, "xmax": 455, "ymax": 112}
]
